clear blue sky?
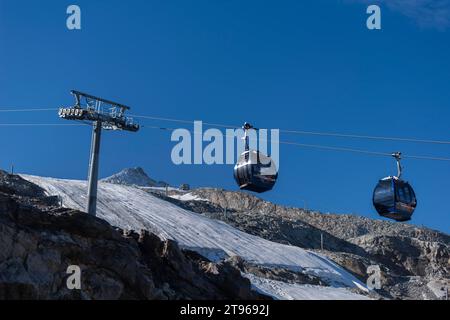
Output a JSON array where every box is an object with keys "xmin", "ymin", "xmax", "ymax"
[{"xmin": 1, "ymin": 0, "xmax": 449, "ymax": 233}]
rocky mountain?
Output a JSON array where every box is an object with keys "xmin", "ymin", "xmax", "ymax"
[
  {"xmin": 158, "ymin": 187, "xmax": 449, "ymax": 300},
  {"xmin": 21, "ymin": 172, "xmax": 372, "ymax": 300},
  {"xmin": 3, "ymin": 166, "xmax": 448, "ymax": 300},
  {"xmin": 0, "ymin": 170, "xmax": 266, "ymax": 300},
  {"xmin": 100, "ymin": 167, "xmax": 168, "ymax": 188},
  {"xmin": 60, "ymin": 167, "xmax": 450, "ymax": 299}
]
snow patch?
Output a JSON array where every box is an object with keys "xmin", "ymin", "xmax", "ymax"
[
  {"xmin": 244, "ymin": 273, "xmax": 370, "ymax": 300},
  {"xmin": 169, "ymin": 193, "xmax": 207, "ymax": 202}
]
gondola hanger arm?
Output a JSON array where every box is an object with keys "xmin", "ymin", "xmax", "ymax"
[{"xmin": 392, "ymin": 152, "xmax": 402, "ymax": 179}]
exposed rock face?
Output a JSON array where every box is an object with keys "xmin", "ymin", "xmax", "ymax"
[
  {"xmin": 0, "ymin": 170, "xmax": 46, "ymax": 199},
  {"xmin": 164, "ymin": 188, "xmax": 449, "ymax": 300},
  {"xmin": 0, "ymin": 173, "xmax": 267, "ymax": 300},
  {"xmin": 350, "ymin": 235, "xmax": 449, "ymax": 278}
]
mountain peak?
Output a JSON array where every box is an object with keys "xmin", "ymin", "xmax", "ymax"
[{"xmin": 101, "ymin": 167, "xmax": 168, "ymax": 187}]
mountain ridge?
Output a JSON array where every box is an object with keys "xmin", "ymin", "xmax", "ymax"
[
  {"xmin": 101, "ymin": 167, "xmax": 169, "ymax": 188},
  {"xmin": 21, "ymin": 173, "xmax": 372, "ymax": 299},
  {"xmin": 10, "ymin": 167, "xmax": 449, "ymax": 299}
]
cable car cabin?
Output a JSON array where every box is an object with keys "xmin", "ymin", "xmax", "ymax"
[
  {"xmin": 373, "ymin": 177, "xmax": 417, "ymax": 222},
  {"xmin": 234, "ymin": 150, "xmax": 278, "ymax": 193}
]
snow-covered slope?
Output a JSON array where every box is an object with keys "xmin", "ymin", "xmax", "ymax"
[
  {"xmin": 245, "ymin": 274, "xmax": 369, "ymax": 300},
  {"xmin": 22, "ymin": 174, "xmax": 369, "ymax": 299}
]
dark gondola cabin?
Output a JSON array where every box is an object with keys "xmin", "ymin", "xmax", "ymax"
[
  {"xmin": 372, "ymin": 152, "xmax": 417, "ymax": 222},
  {"xmin": 233, "ymin": 122, "xmax": 278, "ymax": 193},
  {"xmin": 234, "ymin": 150, "xmax": 278, "ymax": 193},
  {"xmin": 373, "ymin": 177, "xmax": 417, "ymax": 222}
]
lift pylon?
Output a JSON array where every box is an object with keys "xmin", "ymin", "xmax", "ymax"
[{"xmin": 59, "ymin": 90, "xmax": 140, "ymax": 216}]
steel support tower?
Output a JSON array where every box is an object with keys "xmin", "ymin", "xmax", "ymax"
[{"xmin": 59, "ymin": 90, "xmax": 139, "ymax": 216}]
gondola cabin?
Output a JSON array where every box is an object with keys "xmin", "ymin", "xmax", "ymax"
[
  {"xmin": 234, "ymin": 150, "xmax": 278, "ymax": 193},
  {"xmin": 373, "ymin": 176, "xmax": 417, "ymax": 222}
]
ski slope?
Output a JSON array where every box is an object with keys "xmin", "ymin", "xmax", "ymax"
[{"xmin": 22, "ymin": 175, "xmax": 369, "ymax": 298}]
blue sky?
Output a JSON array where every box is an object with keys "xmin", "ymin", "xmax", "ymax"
[{"xmin": 0, "ymin": 0, "xmax": 449, "ymax": 233}]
